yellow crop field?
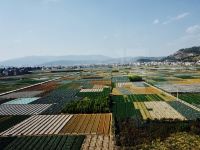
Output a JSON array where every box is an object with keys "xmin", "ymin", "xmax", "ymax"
[
  {"xmin": 59, "ymin": 113, "xmax": 112, "ymax": 135},
  {"xmin": 134, "ymin": 102, "xmax": 151, "ymax": 120},
  {"xmin": 172, "ymin": 79, "xmax": 200, "ymax": 84},
  {"xmin": 112, "ymin": 88, "xmax": 122, "ymax": 95},
  {"xmin": 129, "ymin": 87, "xmax": 161, "ymax": 94},
  {"xmin": 144, "ymin": 101, "xmax": 186, "ymax": 120}
]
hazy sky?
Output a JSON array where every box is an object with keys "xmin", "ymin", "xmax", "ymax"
[{"xmin": 0, "ymin": 0, "xmax": 200, "ymax": 61}]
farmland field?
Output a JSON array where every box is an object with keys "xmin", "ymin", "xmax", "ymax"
[
  {"xmin": 0, "ymin": 135, "xmax": 85, "ymax": 150},
  {"xmin": 0, "ymin": 67, "xmax": 200, "ymax": 149},
  {"xmin": 59, "ymin": 113, "xmax": 112, "ymax": 135},
  {"xmin": 0, "ymin": 104, "xmax": 52, "ymax": 115}
]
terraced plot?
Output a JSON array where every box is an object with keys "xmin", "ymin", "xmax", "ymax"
[
  {"xmin": 0, "ymin": 135, "xmax": 85, "ymax": 150},
  {"xmin": 59, "ymin": 113, "xmax": 112, "ymax": 135},
  {"xmin": 82, "ymin": 135, "xmax": 114, "ymax": 150},
  {"xmin": 0, "ymin": 104, "xmax": 52, "ymax": 115},
  {"xmin": 0, "ymin": 115, "xmax": 73, "ymax": 136}
]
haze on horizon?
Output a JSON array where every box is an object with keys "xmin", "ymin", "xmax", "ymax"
[{"xmin": 0, "ymin": 0, "xmax": 200, "ymax": 61}]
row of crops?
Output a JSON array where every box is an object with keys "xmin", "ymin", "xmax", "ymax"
[
  {"xmin": 82, "ymin": 135, "xmax": 114, "ymax": 150},
  {"xmin": 111, "ymin": 94, "xmax": 166, "ymax": 120},
  {"xmin": 60, "ymin": 114, "xmax": 112, "ymax": 135},
  {"xmin": 62, "ymin": 88, "xmax": 111, "ymax": 113},
  {"xmin": 0, "ymin": 114, "xmax": 112, "ymax": 136},
  {"xmin": 0, "ymin": 116, "xmax": 29, "ymax": 133},
  {"xmin": 0, "ymin": 104, "xmax": 52, "ymax": 115},
  {"xmin": 0, "ymin": 135, "xmax": 85, "ymax": 150},
  {"xmin": 168, "ymin": 101, "xmax": 200, "ymax": 120},
  {"xmin": 32, "ymin": 89, "xmax": 80, "ymax": 114},
  {"xmin": 111, "ymin": 95, "xmax": 142, "ymax": 120},
  {"xmin": 128, "ymin": 94, "xmax": 165, "ymax": 101},
  {"xmin": 178, "ymin": 93, "xmax": 200, "ymax": 105},
  {"xmin": 112, "ymin": 76, "xmax": 130, "ymax": 83},
  {"xmin": 0, "ymin": 115, "xmax": 73, "ymax": 136},
  {"xmin": 134, "ymin": 101, "xmax": 186, "ymax": 120}
]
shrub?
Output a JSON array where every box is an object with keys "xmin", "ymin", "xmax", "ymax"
[{"xmin": 128, "ymin": 75, "xmax": 143, "ymax": 82}]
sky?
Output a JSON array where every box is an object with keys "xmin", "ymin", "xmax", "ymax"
[{"xmin": 0, "ymin": 0, "xmax": 200, "ymax": 61}]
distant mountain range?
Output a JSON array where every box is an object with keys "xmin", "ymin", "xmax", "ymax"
[
  {"xmin": 0, "ymin": 46, "xmax": 199, "ymax": 66},
  {"xmin": 0, "ymin": 55, "xmax": 155, "ymax": 67}
]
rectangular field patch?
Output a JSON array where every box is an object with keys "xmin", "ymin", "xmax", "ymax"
[
  {"xmin": 0, "ymin": 115, "xmax": 73, "ymax": 136},
  {"xmin": 0, "ymin": 104, "xmax": 52, "ymax": 115},
  {"xmin": 3, "ymin": 97, "xmax": 40, "ymax": 104},
  {"xmin": 59, "ymin": 113, "xmax": 112, "ymax": 135}
]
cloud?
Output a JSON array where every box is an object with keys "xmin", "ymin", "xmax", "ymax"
[
  {"xmin": 163, "ymin": 12, "xmax": 190, "ymax": 24},
  {"xmin": 167, "ymin": 25, "xmax": 200, "ymax": 49},
  {"xmin": 153, "ymin": 19, "xmax": 159, "ymax": 24},
  {"xmin": 186, "ymin": 25, "xmax": 200, "ymax": 34}
]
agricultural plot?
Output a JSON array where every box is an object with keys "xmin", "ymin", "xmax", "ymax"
[
  {"xmin": 178, "ymin": 93, "xmax": 200, "ymax": 105},
  {"xmin": 118, "ymin": 88, "xmax": 132, "ymax": 95},
  {"xmin": 0, "ymin": 104, "xmax": 52, "ymax": 115},
  {"xmin": 92, "ymin": 84, "xmax": 106, "ymax": 88},
  {"xmin": 134, "ymin": 102, "xmax": 152, "ymax": 120},
  {"xmin": 0, "ymin": 135, "xmax": 85, "ymax": 150},
  {"xmin": 112, "ymin": 88, "xmax": 122, "ymax": 95},
  {"xmin": 132, "ymin": 82, "xmax": 149, "ymax": 87},
  {"xmin": 32, "ymin": 89, "xmax": 80, "ymax": 114},
  {"xmin": 0, "ymin": 76, "xmax": 48, "ymax": 94},
  {"xmin": 78, "ymin": 87, "xmax": 110, "ymax": 98},
  {"xmin": 63, "ymin": 88, "xmax": 111, "ymax": 113},
  {"xmin": 112, "ymin": 94, "xmax": 169, "ymax": 120},
  {"xmin": 128, "ymin": 94, "xmax": 165, "ymax": 101},
  {"xmin": 0, "ymin": 116, "xmax": 29, "ymax": 133},
  {"xmin": 112, "ymin": 76, "xmax": 130, "ymax": 83},
  {"xmin": 80, "ymin": 88, "xmax": 104, "ymax": 92},
  {"xmin": 82, "ymin": 135, "xmax": 114, "ymax": 150},
  {"xmin": 116, "ymin": 82, "xmax": 149, "ymax": 88},
  {"xmin": 113, "ymin": 81, "xmax": 171, "ymax": 96},
  {"xmin": 91, "ymin": 80, "xmax": 111, "ymax": 86},
  {"xmin": 136, "ymin": 101, "xmax": 186, "ymax": 120},
  {"xmin": 0, "ymin": 115, "xmax": 73, "ymax": 136},
  {"xmin": 129, "ymin": 86, "xmax": 162, "ymax": 94},
  {"xmin": 116, "ymin": 82, "xmax": 133, "ymax": 88},
  {"xmin": 22, "ymin": 81, "xmax": 59, "ymax": 92},
  {"xmin": 111, "ymin": 96, "xmax": 141, "ymax": 119},
  {"xmin": 172, "ymin": 79, "xmax": 200, "ymax": 84},
  {"xmin": 32, "ymin": 89, "xmax": 79, "ymax": 104},
  {"xmin": 155, "ymin": 83, "xmax": 200, "ymax": 93},
  {"xmin": 168, "ymin": 101, "xmax": 200, "ymax": 120},
  {"xmin": 3, "ymin": 97, "xmax": 40, "ymax": 104},
  {"xmin": 0, "ymin": 91, "xmax": 43, "ymax": 99},
  {"xmin": 59, "ymin": 113, "xmax": 112, "ymax": 135}
]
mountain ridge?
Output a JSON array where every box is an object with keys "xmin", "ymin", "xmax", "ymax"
[{"xmin": 1, "ymin": 46, "xmax": 200, "ymax": 66}]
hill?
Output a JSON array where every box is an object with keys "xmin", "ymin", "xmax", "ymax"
[{"xmin": 163, "ymin": 46, "xmax": 200, "ymax": 62}]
